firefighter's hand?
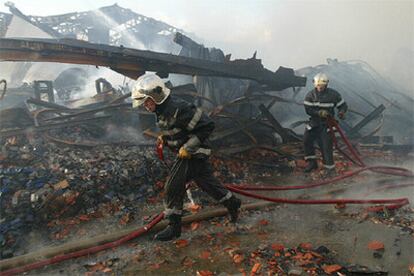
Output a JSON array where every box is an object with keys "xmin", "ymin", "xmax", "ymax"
[
  {"xmin": 338, "ymin": 111, "xmax": 345, "ymax": 120},
  {"xmin": 178, "ymin": 147, "xmax": 191, "ymax": 159},
  {"xmin": 318, "ymin": 109, "xmax": 329, "ymax": 118},
  {"xmin": 157, "ymin": 135, "xmax": 165, "ymax": 145}
]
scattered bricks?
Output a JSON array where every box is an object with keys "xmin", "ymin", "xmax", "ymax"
[
  {"xmin": 298, "ymin": 242, "xmax": 312, "ymax": 251},
  {"xmin": 322, "ymin": 264, "xmax": 342, "ymax": 274},
  {"xmin": 271, "ymin": 243, "xmax": 285, "ymax": 252},
  {"xmin": 367, "ymin": 241, "xmax": 385, "ymax": 251},
  {"xmin": 0, "ymin": 135, "xmax": 167, "ymax": 258},
  {"xmin": 251, "ymin": 262, "xmax": 262, "ymax": 274}
]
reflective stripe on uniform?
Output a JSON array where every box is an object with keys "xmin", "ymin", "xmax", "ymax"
[
  {"xmin": 194, "ymin": 148, "xmax": 212, "ymax": 156},
  {"xmin": 318, "ymin": 102, "xmax": 335, "ymax": 107},
  {"xmin": 160, "ymin": 128, "xmax": 182, "ymax": 136},
  {"xmin": 218, "ymin": 191, "xmax": 233, "ymax": 203},
  {"xmin": 337, "ymin": 98, "xmax": 345, "ymax": 107},
  {"xmin": 323, "ymin": 163, "xmax": 335, "ymax": 169},
  {"xmin": 167, "ymin": 140, "xmax": 180, "ymax": 147},
  {"xmin": 169, "ymin": 108, "xmax": 179, "ymax": 126},
  {"xmin": 304, "ymin": 100, "xmax": 318, "ymax": 106},
  {"xmin": 304, "ymin": 155, "xmax": 317, "ymax": 160},
  {"xmin": 158, "ymin": 119, "xmax": 168, "ymax": 128},
  {"xmin": 304, "ymin": 101, "xmax": 335, "ymax": 107},
  {"xmin": 186, "ymin": 108, "xmax": 203, "ymax": 131}
]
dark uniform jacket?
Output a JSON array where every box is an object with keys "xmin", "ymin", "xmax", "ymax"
[
  {"xmin": 304, "ymin": 87, "xmax": 348, "ymax": 128},
  {"xmin": 155, "ymin": 95, "xmax": 214, "ymax": 157}
]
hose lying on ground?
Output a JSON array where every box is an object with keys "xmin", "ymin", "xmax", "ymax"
[
  {"xmin": 0, "ymin": 202, "xmax": 275, "ymax": 275},
  {"xmin": 1, "ymin": 118, "xmax": 412, "ymax": 275}
]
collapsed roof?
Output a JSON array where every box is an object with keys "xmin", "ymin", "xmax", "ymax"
[{"xmin": 0, "ymin": 3, "xmax": 412, "ymax": 144}]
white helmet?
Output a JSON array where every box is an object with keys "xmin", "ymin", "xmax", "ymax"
[
  {"xmin": 313, "ymin": 73, "xmax": 329, "ymax": 87},
  {"xmin": 131, "ymin": 74, "xmax": 170, "ymax": 108}
]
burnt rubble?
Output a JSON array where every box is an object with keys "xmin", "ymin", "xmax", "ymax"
[
  {"xmin": 0, "ymin": 44, "xmax": 413, "ymax": 261},
  {"xmin": 0, "ymin": 4, "xmax": 413, "ymax": 274},
  {"xmin": 0, "ymin": 134, "xmax": 166, "ymax": 258}
]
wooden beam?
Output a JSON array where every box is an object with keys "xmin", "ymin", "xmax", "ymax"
[
  {"xmin": 0, "ymin": 202, "xmax": 274, "ymax": 271},
  {"xmin": 349, "ymin": 104, "xmax": 386, "ymax": 137},
  {"xmin": 258, "ymin": 104, "xmax": 301, "ymax": 143}
]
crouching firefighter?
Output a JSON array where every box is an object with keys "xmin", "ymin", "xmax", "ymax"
[
  {"xmin": 131, "ymin": 74, "xmax": 242, "ymax": 241},
  {"xmin": 303, "ymin": 73, "xmax": 348, "ymax": 176}
]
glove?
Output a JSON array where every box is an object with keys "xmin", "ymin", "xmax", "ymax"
[
  {"xmin": 318, "ymin": 109, "xmax": 329, "ymax": 118},
  {"xmin": 157, "ymin": 135, "xmax": 165, "ymax": 146},
  {"xmin": 178, "ymin": 147, "xmax": 191, "ymax": 159},
  {"xmin": 338, "ymin": 111, "xmax": 345, "ymax": 120}
]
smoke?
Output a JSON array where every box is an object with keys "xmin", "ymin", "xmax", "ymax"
[
  {"xmin": 91, "ymin": 8, "xmax": 147, "ymax": 50},
  {"xmin": 68, "ymin": 67, "xmax": 132, "ymax": 101},
  {"xmin": 1, "ymin": 1, "xmax": 412, "ymax": 98},
  {"xmin": 144, "ymin": 0, "xmax": 413, "ymax": 92},
  {"xmin": 104, "ymin": 124, "xmax": 145, "ymax": 144},
  {"xmin": 333, "ymin": 158, "xmax": 414, "ymax": 208}
]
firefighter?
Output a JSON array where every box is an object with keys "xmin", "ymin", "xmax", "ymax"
[
  {"xmin": 303, "ymin": 73, "xmax": 348, "ymax": 176},
  {"xmin": 131, "ymin": 74, "xmax": 241, "ymax": 241}
]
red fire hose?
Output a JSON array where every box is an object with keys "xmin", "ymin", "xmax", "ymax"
[
  {"xmin": 1, "ymin": 118, "xmax": 412, "ymax": 276},
  {"xmin": 225, "ymin": 118, "xmax": 412, "ymax": 211},
  {"xmin": 327, "ymin": 118, "xmax": 412, "ymax": 177},
  {"xmin": 0, "ymin": 214, "xmax": 164, "ymax": 276},
  {"xmin": 227, "ymin": 185, "xmax": 408, "ymax": 211},
  {"xmin": 156, "ymin": 142, "xmax": 164, "ymax": 161},
  {"xmin": 231, "ymin": 166, "xmax": 411, "ymax": 191}
]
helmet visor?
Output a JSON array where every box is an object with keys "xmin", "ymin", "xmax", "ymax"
[
  {"xmin": 132, "ymin": 97, "xmax": 147, "ymax": 108},
  {"xmin": 131, "ymin": 90, "xmax": 148, "ymax": 108},
  {"xmin": 314, "ymin": 79, "xmax": 328, "ymax": 86}
]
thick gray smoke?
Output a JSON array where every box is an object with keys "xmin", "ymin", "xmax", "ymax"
[
  {"xmin": 140, "ymin": 0, "xmax": 414, "ymax": 93},
  {"xmin": 1, "ymin": 1, "xmax": 412, "ymax": 92}
]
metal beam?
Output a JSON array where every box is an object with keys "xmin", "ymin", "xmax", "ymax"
[
  {"xmin": 0, "ymin": 37, "xmax": 306, "ymax": 91},
  {"xmin": 349, "ymin": 104, "xmax": 386, "ymax": 137}
]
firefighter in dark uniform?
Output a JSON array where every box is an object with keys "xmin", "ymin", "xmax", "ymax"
[
  {"xmin": 131, "ymin": 74, "xmax": 241, "ymax": 241},
  {"xmin": 303, "ymin": 73, "xmax": 348, "ymax": 176}
]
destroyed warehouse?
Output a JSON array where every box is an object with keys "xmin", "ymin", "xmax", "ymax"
[{"xmin": 0, "ymin": 3, "xmax": 413, "ymax": 276}]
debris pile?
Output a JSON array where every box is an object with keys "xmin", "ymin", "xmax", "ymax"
[
  {"xmin": 0, "ymin": 3, "xmax": 413, "ymax": 275},
  {"xmin": 0, "ymin": 137, "xmax": 167, "ymax": 258},
  {"xmin": 345, "ymin": 208, "xmax": 414, "ymax": 236},
  {"xmin": 228, "ymin": 243, "xmax": 383, "ymax": 275},
  {"xmin": 0, "ymin": 127, "xmax": 296, "ymax": 259}
]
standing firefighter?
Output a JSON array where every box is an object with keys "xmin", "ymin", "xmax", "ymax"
[
  {"xmin": 131, "ymin": 74, "xmax": 241, "ymax": 241},
  {"xmin": 303, "ymin": 73, "xmax": 348, "ymax": 176}
]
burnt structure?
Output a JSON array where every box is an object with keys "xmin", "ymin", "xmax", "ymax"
[{"xmin": 0, "ymin": 37, "xmax": 306, "ymax": 91}]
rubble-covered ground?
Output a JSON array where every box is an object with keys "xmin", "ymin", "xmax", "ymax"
[
  {"xmin": 0, "ymin": 3, "xmax": 412, "ymax": 275},
  {"xmin": 0, "ymin": 133, "xmax": 167, "ymax": 258},
  {"xmin": 1, "ymin": 133, "xmax": 413, "ymax": 275}
]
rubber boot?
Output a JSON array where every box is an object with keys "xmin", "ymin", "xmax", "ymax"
[
  {"xmin": 223, "ymin": 196, "xmax": 241, "ymax": 223},
  {"xmin": 304, "ymin": 159, "xmax": 318, "ymax": 173},
  {"xmin": 154, "ymin": 214, "xmax": 181, "ymax": 241},
  {"xmin": 323, "ymin": 168, "xmax": 337, "ymax": 178}
]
